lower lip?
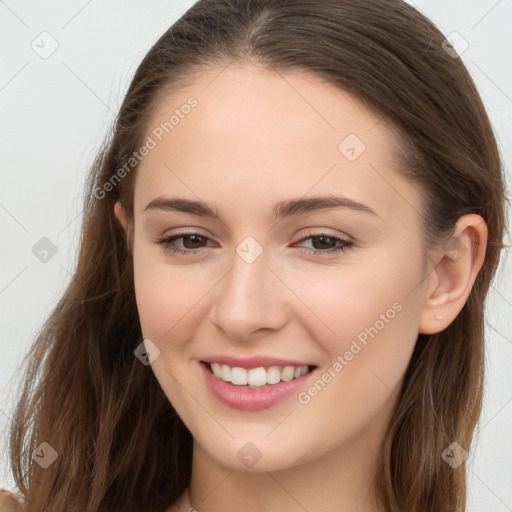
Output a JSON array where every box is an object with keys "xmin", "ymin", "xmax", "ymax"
[{"xmin": 199, "ymin": 361, "xmax": 317, "ymax": 411}]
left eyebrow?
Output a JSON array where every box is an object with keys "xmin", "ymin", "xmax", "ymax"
[{"xmin": 143, "ymin": 194, "xmax": 380, "ymax": 221}]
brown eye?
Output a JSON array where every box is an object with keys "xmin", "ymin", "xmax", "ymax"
[
  {"xmin": 295, "ymin": 233, "xmax": 354, "ymax": 256},
  {"xmin": 154, "ymin": 232, "xmax": 354, "ymax": 257},
  {"xmin": 155, "ymin": 233, "xmax": 214, "ymax": 255}
]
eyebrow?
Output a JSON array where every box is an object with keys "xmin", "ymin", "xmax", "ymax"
[{"xmin": 143, "ymin": 195, "xmax": 379, "ymax": 221}]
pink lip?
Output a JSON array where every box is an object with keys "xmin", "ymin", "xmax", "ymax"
[
  {"xmin": 199, "ymin": 361, "xmax": 318, "ymax": 411},
  {"xmin": 201, "ymin": 354, "xmax": 315, "ymax": 369}
]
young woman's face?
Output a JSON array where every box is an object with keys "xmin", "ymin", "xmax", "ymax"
[{"xmin": 121, "ymin": 63, "xmax": 436, "ymax": 473}]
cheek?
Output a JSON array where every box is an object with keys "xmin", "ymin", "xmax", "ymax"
[
  {"xmin": 134, "ymin": 241, "xmax": 423, "ymax": 335},
  {"xmin": 134, "ymin": 268, "xmax": 190, "ymax": 343},
  {"xmin": 132, "ymin": 246, "xmax": 217, "ymax": 345},
  {"xmin": 293, "ymin": 245, "xmax": 424, "ymax": 409},
  {"xmin": 291, "ymin": 250, "xmax": 421, "ymax": 356}
]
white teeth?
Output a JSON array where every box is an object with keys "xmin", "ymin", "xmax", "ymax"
[
  {"xmin": 281, "ymin": 366, "xmax": 295, "ymax": 382},
  {"xmin": 248, "ymin": 367, "xmax": 267, "ymax": 386},
  {"xmin": 211, "ymin": 363, "xmax": 222, "ymax": 378},
  {"xmin": 221, "ymin": 364, "xmax": 230, "ymax": 381},
  {"xmin": 231, "ymin": 366, "xmax": 248, "ymax": 385},
  {"xmin": 207, "ymin": 362, "xmax": 310, "ymax": 387},
  {"xmin": 266, "ymin": 366, "xmax": 281, "ymax": 385}
]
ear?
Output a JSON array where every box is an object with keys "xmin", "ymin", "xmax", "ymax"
[
  {"xmin": 418, "ymin": 214, "xmax": 488, "ymax": 334},
  {"xmin": 114, "ymin": 201, "xmax": 134, "ymax": 253},
  {"xmin": 114, "ymin": 201, "xmax": 128, "ymax": 232}
]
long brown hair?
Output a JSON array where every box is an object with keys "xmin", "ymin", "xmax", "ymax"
[{"xmin": 7, "ymin": 1, "xmax": 507, "ymax": 510}]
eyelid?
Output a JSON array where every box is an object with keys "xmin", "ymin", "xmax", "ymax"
[{"xmin": 295, "ymin": 227, "xmax": 353, "ymax": 242}]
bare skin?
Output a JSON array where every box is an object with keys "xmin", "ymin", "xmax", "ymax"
[{"xmin": 114, "ymin": 62, "xmax": 487, "ymax": 512}]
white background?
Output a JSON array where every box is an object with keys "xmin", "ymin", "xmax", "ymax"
[{"xmin": 1, "ymin": 1, "xmax": 511, "ymax": 510}]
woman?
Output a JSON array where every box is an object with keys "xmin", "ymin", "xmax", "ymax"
[{"xmin": 3, "ymin": 0, "xmax": 507, "ymax": 511}]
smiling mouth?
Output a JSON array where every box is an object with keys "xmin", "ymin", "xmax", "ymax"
[{"xmin": 201, "ymin": 361, "xmax": 317, "ymax": 388}]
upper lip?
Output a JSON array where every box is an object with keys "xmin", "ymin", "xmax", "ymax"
[{"xmin": 200, "ymin": 355, "xmax": 316, "ymax": 369}]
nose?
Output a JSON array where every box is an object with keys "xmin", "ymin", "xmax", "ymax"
[{"xmin": 209, "ymin": 244, "xmax": 290, "ymax": 341}]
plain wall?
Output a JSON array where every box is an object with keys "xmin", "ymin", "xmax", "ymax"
[{"xmin": 1, "ymin": 1, "xmax": 511, "ymax": 510}]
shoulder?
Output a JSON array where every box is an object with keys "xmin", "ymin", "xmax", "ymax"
[{"xmin": 0, "ymin": 489, "xmax": 24, "ymax": 511}]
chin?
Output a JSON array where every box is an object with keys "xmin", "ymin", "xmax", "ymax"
[{"xmin": 195, "ymin": 434, "xmax": 314, "ymax": 474}]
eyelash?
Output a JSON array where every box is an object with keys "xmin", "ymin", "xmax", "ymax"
[{"xmin": 154, "ymin": 232, "xmax": 354, "ymax": 257}]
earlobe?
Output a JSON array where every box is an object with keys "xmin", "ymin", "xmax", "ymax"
[
  {"xmin": 114, "ymin": 201, "xmax": 128, "ymax": 232},
  {"xmin": 418, "ymin": 214, "xmax": 488, "ymax": 335}
]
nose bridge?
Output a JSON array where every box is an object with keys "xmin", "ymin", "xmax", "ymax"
[{"xmin": 210, "ymin": 237, "xmax": 288, "ymax": 339}]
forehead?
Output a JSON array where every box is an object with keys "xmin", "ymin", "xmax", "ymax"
[{"xmin": 134, "ymin": 63, "xmax": 421, "ymax": 223}]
